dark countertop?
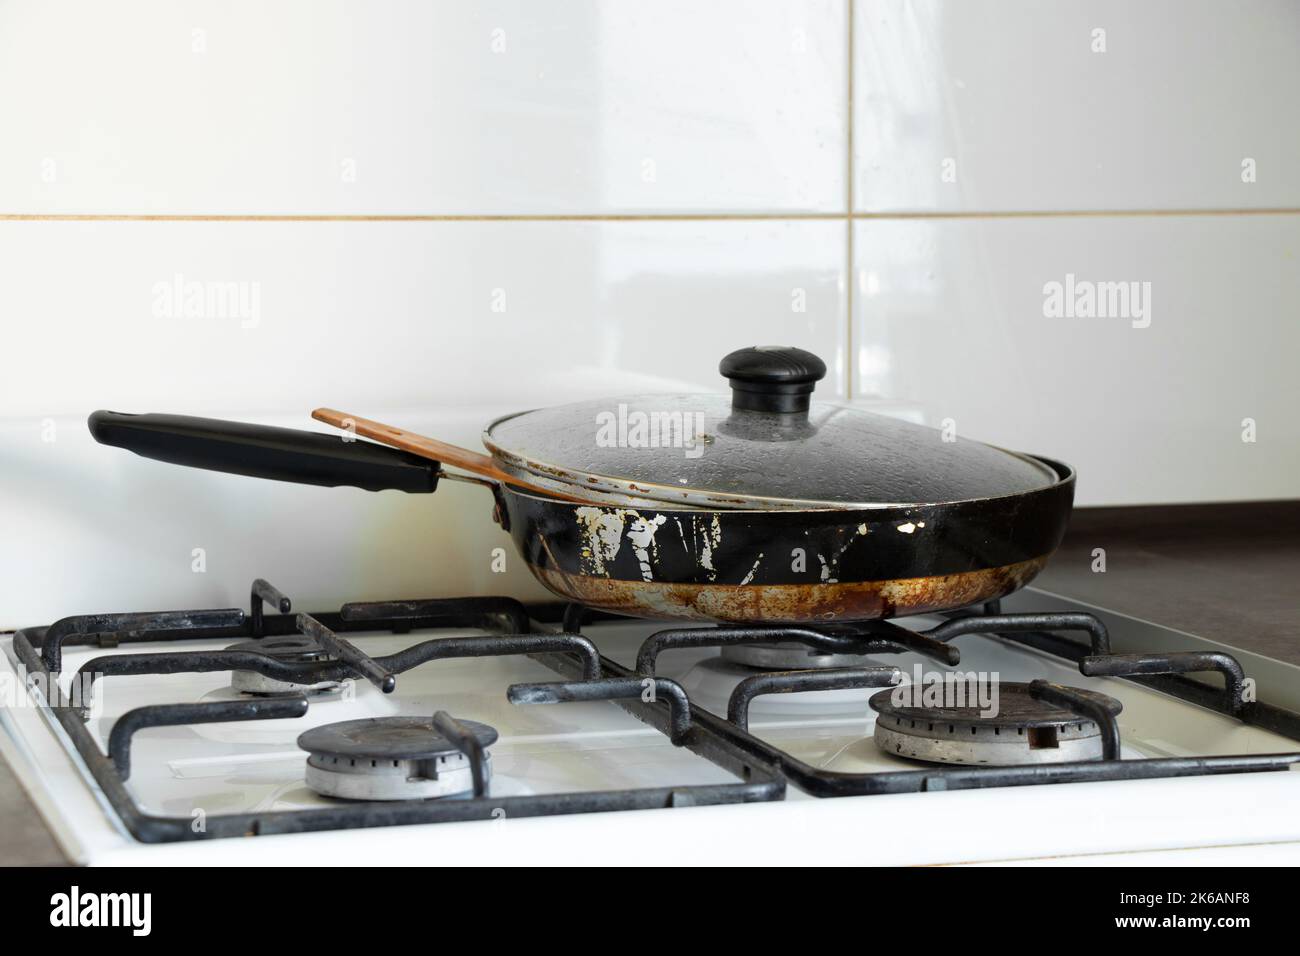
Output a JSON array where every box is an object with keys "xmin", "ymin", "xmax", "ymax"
[
  {"xmin": 1035, "ymin": 500, "xmax": 1300, "ymax": 665},
  {"xmin": 1, "ymin": 500, "xmax": 1296, "ymax": 865},
  {"xmin": 0, "ymin": 748, "xmax": 67, "ymax": 865}
]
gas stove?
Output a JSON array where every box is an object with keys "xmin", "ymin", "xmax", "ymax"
[{"xmin": 4, "ymin": 579, "xmax": 1300, "ymax": 865}]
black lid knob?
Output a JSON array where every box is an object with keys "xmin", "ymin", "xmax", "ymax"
[{"xmin": 719, "ymin": 347, "xmax": 828, "ymax": 414}]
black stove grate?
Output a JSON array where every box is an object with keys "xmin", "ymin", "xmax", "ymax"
[
  {"xmin": 9, "ymin": 581, "xmax": 1300, "ymax": 843},
  {"xmin": 559, "ymin": 599, "xmax": 1300, "ymax": 797},
  {"xmin": 10, "ymin": 583, "xmax": 783, "ymax": 843}
]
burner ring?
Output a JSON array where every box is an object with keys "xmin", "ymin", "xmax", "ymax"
[{"xmin": 869, "ymin": 682, "xmax": 1122, "ymax": 765}]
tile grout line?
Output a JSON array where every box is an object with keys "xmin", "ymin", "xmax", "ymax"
[
  {"xmin": 844, "ymin": 0, "xmax": 856, "ymax": 401},
  {"xmin": 2, "ymin": 208, "xmax": 1298, "ymax": 222},
  {"xmin": 857, "ymin": 207, "xmax": 1300, "ymax": 218},
  {"xmin": 0, "ymin": 212, "xmax": 847, "ymax": 222}
]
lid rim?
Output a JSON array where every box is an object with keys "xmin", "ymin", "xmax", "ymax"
[
  {"xmin": 484, "ymin": 421, "xmax": 1069, "ymax": 510},
  {"xmin": 482, "ymin": 398, "xmax": 1063, "ymax": 510},
  {"xmin": 495, "ymin": 454, "xmax": 1076, "ymax": 512}
]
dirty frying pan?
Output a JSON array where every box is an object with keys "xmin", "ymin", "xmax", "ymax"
[{"xmin": 88, "ymin": 347, "xmax": 1075, "ymax": 623}]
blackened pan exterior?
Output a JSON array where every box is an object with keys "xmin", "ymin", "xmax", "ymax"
[{"xmin": 502, "ymin": 456, "xmax": 1076, "ymax": 623}]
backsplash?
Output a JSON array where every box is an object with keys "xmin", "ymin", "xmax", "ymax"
[{"xmin": 2, "ymin": 0, "xmax": 1297, "ymax": 623}]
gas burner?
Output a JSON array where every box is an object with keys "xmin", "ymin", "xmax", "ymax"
[
  {"xmin": 720, "ymin": 642, "xmax": 876, "ymax": 670},
  {"xmin": 227, "ymin": 635, "xmax": 341, "ymax": 695},
  {"xmin": 298, "ymin": 715, "xmax": 498, "ymax": 801},
  {"xmin": 869, "ymin": 682, "xmax": 1124, "ymax": 766}
]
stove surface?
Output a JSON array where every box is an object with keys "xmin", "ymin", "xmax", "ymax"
[{"xmin": 4, "ymin": 587, "xmax": 1300, "ymax": 865}]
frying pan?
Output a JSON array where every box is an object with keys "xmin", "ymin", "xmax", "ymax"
[{"xmin": 87, "ymin": 349, "xmax": 1076, "ymax": 624}]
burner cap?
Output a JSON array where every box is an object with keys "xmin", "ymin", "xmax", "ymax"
[
  {"xmin": 720, "ymin": 641, "xmax": 877, "ymax": 670},
  {"xmin": 298, "ymin": 716, "xmax": 498, "ymax": 801},
  {"xmin": 869, "ymin": 682, "xmax": 1122, "ymax": 766},
  {"xmin": 299, "ymin": 716, "xmax": 499, "ymax": 760},
  {"xmin": 227, "ymin": 635, "xmax": 339, "ymax": 695}
]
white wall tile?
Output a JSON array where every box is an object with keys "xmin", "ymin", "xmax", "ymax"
[
  {"xmin": 854, "ymin": 0, "xmax": 1300, "ymax": 211},
  {"xmin": 0, "ymin": 218, "xmax": 843, "ymax": 623},
  {"xmin": 0, "ymin": 218, "xmax": 845, "ymax": 420},
  {"xmin": 0, "ymin": 0, "xmax": 846, "ymax": 215},
  {"xmin": 852, "ymin": 214, "xmax": 1300, "ymax": 505}
]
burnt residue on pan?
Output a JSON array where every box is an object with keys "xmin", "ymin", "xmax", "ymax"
[{"xmin": 530, "ymin": 556, "xmax": 1049, "ymax": 623}]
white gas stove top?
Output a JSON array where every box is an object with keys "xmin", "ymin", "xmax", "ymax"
[{"xmin": 4, "ymin": 587, "xmax": 1300, "ymax": 866}]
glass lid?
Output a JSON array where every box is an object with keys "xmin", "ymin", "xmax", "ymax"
[{"xmin": 483, "ymin": 347, "xmax": 1060, "ymax": 510}]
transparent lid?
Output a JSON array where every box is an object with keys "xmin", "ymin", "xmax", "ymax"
[{"xmin": 483, "ymin": 347, "xmax": 1059, "ymax": 509}]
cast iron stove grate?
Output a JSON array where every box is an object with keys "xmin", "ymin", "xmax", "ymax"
[
  {"xmin": 10, "ymin": 581, "xmax": 1300, "ymax": 843},
  {"xmin": 561, "ymin": 600, "xmax": 1300, "ymax": 796},
  {"xmin": 10, "ymin": 579, "xmax": 783, "ymax": 843}
]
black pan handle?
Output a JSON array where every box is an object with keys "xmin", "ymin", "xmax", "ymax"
[{"xmin": 88, "ymin": 411, "xmax": 440, "ymax": 493}]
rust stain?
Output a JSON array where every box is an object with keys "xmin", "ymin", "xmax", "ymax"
[{"xmin": 529, "ymin": 556, "xmax": 1050, "ymax": 624}]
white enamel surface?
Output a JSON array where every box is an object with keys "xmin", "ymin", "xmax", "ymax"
[
  {"xmin": 852, "ymin": 214, "xmax": 1300, "ymax": 505},
  {"xmin": 854, "ymin": 0, "xmax": 1300, "ymax": 212},
  {"xmin": 0, "ymin": 0, "xmax": 845, "ymax": 215},
  {"xmin": 3, "ymin": 605, "xmax": 1299, "ymax": 865}
]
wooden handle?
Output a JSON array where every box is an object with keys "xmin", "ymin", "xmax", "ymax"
[
  {"xmin": 313, "ymin": 408, "xmax": 505, "ymax": 479},
  {"xmin": 311, "ymin": 408, "xmax": 596, "ymax": 505}
]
